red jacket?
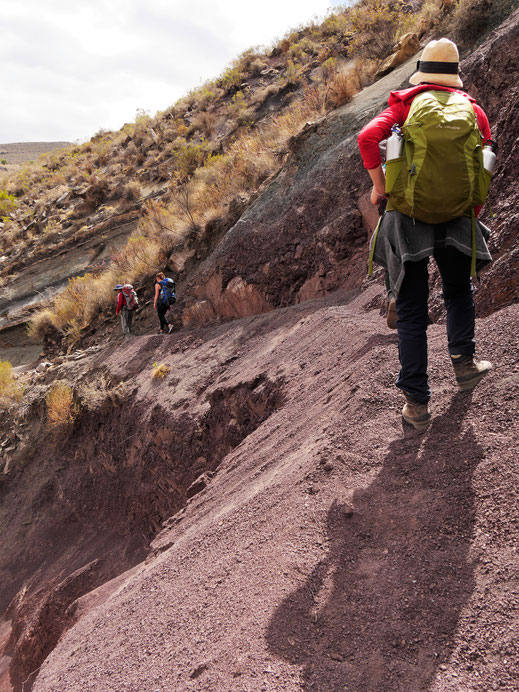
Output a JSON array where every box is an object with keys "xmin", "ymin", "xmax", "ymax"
[
  {"xmin": 358, "ymin": 84, "xmax": 491, "ymax": 170},
  {"xmin": 116, "ymin": 292, "xmax": 125, "ymax": 315}
]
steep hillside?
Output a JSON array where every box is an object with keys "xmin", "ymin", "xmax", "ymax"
[
  {"xmin": 2, "ymin": 0, "xmax": 515, "ymax": 367},
  {"xmin": 1, "ymin": 2, "xmax": 519, "ymax": 691},
  {"xmin": 28, "ymin": 289, "xmax": 519, "ymax": 692}
]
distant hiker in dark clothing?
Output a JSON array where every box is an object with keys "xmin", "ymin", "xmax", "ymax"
[
  {"xmin": 358, "ymin": 38, "xmax": 493, "ymax": 430},
  {"xmin": 154, "ymin": 272, "xmax": 176, "ymax": 334},
  {"xmin": 115, "ymin": 283, "xmax": 138, "ymax": 337}
]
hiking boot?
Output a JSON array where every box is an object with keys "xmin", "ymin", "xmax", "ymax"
[
  {"xmin": 402, "ymin": 392, "xmax": 431, "ymax": 430},
  {"xmin": 452, "ymin": 355, "xmax": 492, "ymax": 391},
  {"xmin": 386, "ymin": 297, "xmax": 397, "ymax": 329}
]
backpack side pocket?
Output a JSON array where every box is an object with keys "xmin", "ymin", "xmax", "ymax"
[
  {"xmin": 476, "ymin": 167, "xmax": 492, "ymax": 206},
  {"xmin": 385, "ymin": 157, "xmax": 403, "ymax": 195}
]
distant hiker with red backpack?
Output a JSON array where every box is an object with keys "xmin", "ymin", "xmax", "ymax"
[
  {"xmin": 153, "ymin": 272, "xmax": 176, "ymax": 334},
  {"xmin": 358, "ymin": 38, "xmax": 493, "ymax": 430},
  {"xmin": 115, "ymin": 283, "xmax": 138, "ymax": 337}
]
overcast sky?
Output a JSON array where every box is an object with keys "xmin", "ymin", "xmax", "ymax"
[{"xmin": 1, "ymin": 0, "xmax": 346, "ymax": 143}]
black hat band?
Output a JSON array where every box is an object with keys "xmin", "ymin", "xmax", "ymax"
[{"xmin": 417, "ymin": 60, "xmax": 459, "ymax": 74}]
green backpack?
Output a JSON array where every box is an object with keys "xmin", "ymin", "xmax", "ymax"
[{"xmin": 373, "ymin": 90, "xmax": 492, "ymax": 277}]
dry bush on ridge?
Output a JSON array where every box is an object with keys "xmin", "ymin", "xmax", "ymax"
[
  {"xmin": 188, "ymin": 110, "xmax": 216, "ymax": 138},
  {"xmin": 348, "ymin": 0, "xmax": 400, "ymax": 60},
  {"xmin": 122, "ymin": 180, "xmax": 141, "ymax": 202},
  {"xmin": 249, "ymin": 58, "xmax": 268, "ymax": 76},
  {"xmin": 141, "ymin": 199, "xmax": 187, "ymax": 252},
  {"xmin": 26, "ymin": 308, "xmax": 57, "ymax": 341},
  {"xmin": 0, "ymin": 360, "xmax": 24, "ymax": 404},
  {"xmin": 78, "ymin": 373, "xmax": 126, "ymax": 411},
  {"xmin": 46, "ymin": 382, "xmax": 78, "ymax": 427}
]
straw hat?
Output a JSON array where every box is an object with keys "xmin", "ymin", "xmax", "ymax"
[{"xmin": 409, "ymin": 38, "xmax": 463, "ymax": 88}]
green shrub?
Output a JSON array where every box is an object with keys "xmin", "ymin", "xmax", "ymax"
[
  {"xmin": 172, "ymin": 140, "xmax": 210, "ymax": 178},
  {"xmin": 0, "ymin": 189, "xmax": 17, "ymax": 218},
  {"xmin": 219, "ymin": 67, "xmax": 243, "ymax": 91}
]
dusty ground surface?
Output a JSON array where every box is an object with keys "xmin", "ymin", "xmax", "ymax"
[{"xmin": 25, "ymin": 283, "xmax": 518, "ymax": 692}]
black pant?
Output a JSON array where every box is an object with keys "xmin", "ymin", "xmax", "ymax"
[
  {"xmin": 157, "ymin": 302, "xmax": 169, "ymax": 331},
  {"xmin": 395, "ymin": 246, "xmax": 475, "ymax": 403}
]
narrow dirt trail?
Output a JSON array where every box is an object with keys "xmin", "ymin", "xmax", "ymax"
[{"xmin": 32, "ymin": 286, "xmax": 519, "ymax": 691}]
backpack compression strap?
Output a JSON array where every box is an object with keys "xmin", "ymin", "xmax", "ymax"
[{"xmin": 368, "ymin": 214, "xmax": 383, "ymax": 277}]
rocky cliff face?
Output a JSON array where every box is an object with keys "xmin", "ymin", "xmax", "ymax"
[
  {"xmin": 460, "ymin": 7, "xmax": 519, "ymax": 316},
  {"xmin": 1, "ymin": 7, "xmax": 519, "ymax": 692}
]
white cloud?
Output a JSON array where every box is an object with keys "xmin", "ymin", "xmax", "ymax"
[{"xmin": 0, "ymin": 0, "xmax": 335, "ymax": 142}]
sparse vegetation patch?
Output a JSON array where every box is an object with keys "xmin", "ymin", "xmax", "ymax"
[{"xmin": 46, "ymin": 382, "xmax": 78, "ymax": 427}]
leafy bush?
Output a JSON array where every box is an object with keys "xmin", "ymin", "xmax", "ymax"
[
  {"xmin": 285, "ymin": 60, "xmax": 303, "ymax": 86},
  {"xmin": 219, "ymin": 67, "xmax": 243, "ymax": 92},
  {"xmin": 172, "ymin": 140, "xmax": 210, "ymax": 178},
  {"xmin": 0, "ymin": 189, "xmax": 17, "ymax": 218}
]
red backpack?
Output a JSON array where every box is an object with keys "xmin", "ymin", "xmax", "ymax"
[{"xmin": 122, "ymin": 284, "xmax": 138, "ymax": 310}]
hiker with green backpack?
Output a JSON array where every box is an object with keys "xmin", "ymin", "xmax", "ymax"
[{"xmin": 358, "ymin": 38, "xmax": 494, "ymax": 430}]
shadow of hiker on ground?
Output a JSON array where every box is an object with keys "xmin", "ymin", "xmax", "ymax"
[{"xmin": 267, "ymin": 393, "xmax": 481, "ymax": 691}]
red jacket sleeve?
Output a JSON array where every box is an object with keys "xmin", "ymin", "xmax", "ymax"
[
  {"xmin": 116, "ymin": 292, "xmax": 123, "ymax": 315},
  {"xmin": 473, "ymin": 103, "xmax": 491, "ymax": 143},
  {"xmin": 358, "ymin": 101, "xmax": 406, "ymax": 169}
]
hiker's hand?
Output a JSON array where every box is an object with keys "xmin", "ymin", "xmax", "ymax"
[
  {"xmin": 371, "ymin": 187, "xmax": 381, "ymax": 205},
  {"xmin": 367, "ymin": 164, "xmax": 386, "ymax": 199},
  {"xmin": 371, "ymin": 186, "xmax": 387, "ymax": 206}
]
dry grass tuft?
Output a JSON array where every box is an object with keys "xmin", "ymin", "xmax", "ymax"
[
  {"xmin": 46, "ymin": 382, "xmax": 78, "ymax": 427},
  {"xmin": 152, "ymin": 363, "xmax": 171, "ymax": 379},
  {"xmin": 78, "ymin": 373, "xmax": 126, "ymax": 410},
  {"xmin": 0, "ymin": 360, "xmax": 24, "ymax": 404},
  {"xmin": 26, "ymin": 308, "xmax": 57, "ymax": 341}
]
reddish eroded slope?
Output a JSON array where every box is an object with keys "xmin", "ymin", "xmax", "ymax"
[{"xmin": 31, "ymin": 284, "xmax": 519, "ymax": 692}]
